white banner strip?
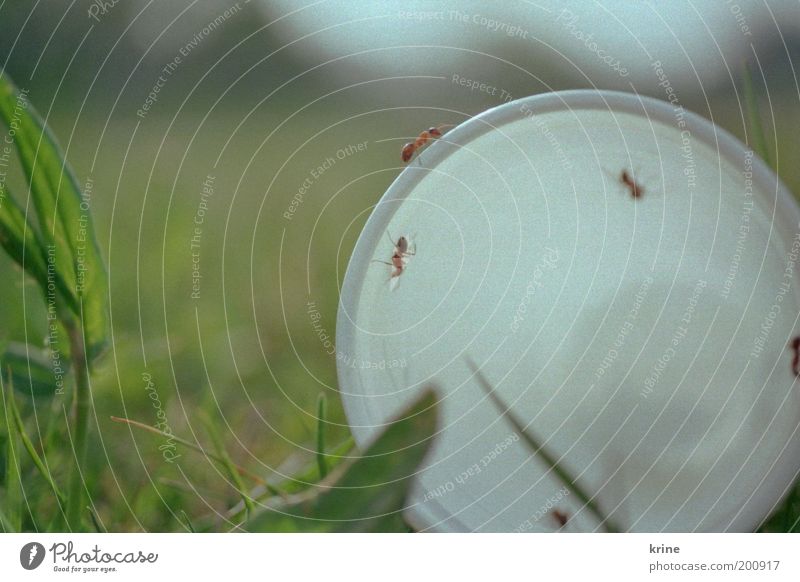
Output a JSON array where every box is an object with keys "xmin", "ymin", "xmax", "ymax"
[{"xmin": 1, "ymin": 533, "xmax": 798, "ymax": 581}]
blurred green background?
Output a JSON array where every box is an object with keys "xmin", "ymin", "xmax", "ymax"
[{"xmin": 0, "ymin": 0, "xmax": 798, "ymax": 531}]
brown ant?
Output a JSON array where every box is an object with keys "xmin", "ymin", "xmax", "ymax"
[
  {"xmin": 401, "ymin": 124, "xmax": 453, "ymax": 163},
  {"xmin": 790, "ymin": 336, "xmax": 800, "ymax": 376},
  {"xmin": 551, "ymin": 509, "xmax": 569, "ymax": 528},
  {"xmin": 620, "ymin": 168, "xmax": 645, "ymax": 199},
  {"xmin": 372, "ymin": 232, "xmax": 415, "ymax": 279}
]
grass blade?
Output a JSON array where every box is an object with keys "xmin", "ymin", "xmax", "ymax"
[
  {"xmin": 179, "ymin": 510, "xmax": 196, "ymax": 533},
  {"xmin": 0, "ymin": 73, "xmax": 107, "ymax": 361},
  {"xmin": 742, "ymin": 61, "xmax": 771, "ymax": 168},
  {"xmin": 759, "ymin": 481, "xmax": 800, "ymax": 532},
  {"xmin": 200, "ymin": 412, "xmax": 255, "ymax": 516},
  {"xmin": 110, "ymin": 415, "xmax": 269, "ymax": 486},
  {"xmin": 467, "ymin": 359, "xmax": 619, "ymax": 532},
  {"xmin": 280, "ymin": 437, "xmax": 354, "ymax": 494},
  {"xmin": 65, "ymin": 326, "xmax": 89, "ymax": 532},
  {"xmin": 316, "ymin": 392, "xmax": 328, "ymax": 480},
  {"xmin": 221, "ymin": 437, "xmax": 355, "ymax": 525},
  {"xmin": 87, "ymin": 505, "xmax": 105, "ymax": 533},
  {"xmin": 1, "ymin": 373, "xmax": 23, "ymax": 531},
  {"xmin": 3, "ymin": 375, "xmax": 64, "ymax": 505},
  {"xmin": 0, "ymin": 503, "xmax": 12, "ymax": 532},
  {"xmin": 0, "ymin": 186, "xmax": 79, "ymax": 323},
  {"xmin": 0, "ymin": 189, "xmax": 49, "ymax": 292},
  {"xmin": 3, "ymin": 342, "xmax": 68, "ymax": 398}
]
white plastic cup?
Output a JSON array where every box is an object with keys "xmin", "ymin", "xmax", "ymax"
[{"xmin": 336, "ymin": 90, "xmax": 800, "ymax": 532}]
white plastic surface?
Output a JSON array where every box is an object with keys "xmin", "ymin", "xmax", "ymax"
[{"xmin": 336, "ymin": 90, "xmax": 800, "ymax": 532}]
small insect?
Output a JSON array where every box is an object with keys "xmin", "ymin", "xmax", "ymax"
[
  {"xmin": 401, "ymin": 124, "xmax": 453, "ymax": 163},
  {"xmin": 790, "ymin": 336, "xmax": 800, "ymax": 376},
  {"xmin": 620, "ymin": 168, "xmax": 645, "ymax": 199},
  {"xmin": 372, "ymin": 232, "xmax": 415, "ymax": 279},
  {"xmin": 551, "ymin": 509, "xmax": 569, "ymax": 528}
]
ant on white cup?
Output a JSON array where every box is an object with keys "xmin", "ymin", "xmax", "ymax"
[{"xmin": 372, "ymin": 232, "xmax": 416, "ymax": 285}]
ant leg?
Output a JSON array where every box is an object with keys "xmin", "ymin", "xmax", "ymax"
[
  {"xmin": 408, "ymin": 232, "xmax": 418, "ymax": 255},
  {"xmin": 371, "ymin": 259, "xmax": 392, "ymax": 266}
]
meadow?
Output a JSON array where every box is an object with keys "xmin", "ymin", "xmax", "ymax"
[{"xmin": 1, "ymin": 65, "xmax": 800, "ymax": 531}]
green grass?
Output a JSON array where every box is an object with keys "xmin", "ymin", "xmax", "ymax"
[
  {"xmin": 1, "ymin": 64, "xmax": 800, "ymax": 532},
  {"xmin": 0, "ymin": 75, "xmax": 431, "ymax": 530}
]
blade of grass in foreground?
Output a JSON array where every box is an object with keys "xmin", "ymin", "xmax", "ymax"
[
  {"xmin": 1, "ymin": 374, "xmax": 23, "ymax": 531},
  {"xmin": 467, "ymin": 358, "xmax": 620, "ymax": 532},
  {"xmin": 742, "ymin": 61, "xmax": 771, "ymax": 168},
  {"xmin": 0, "ymin": 73, "xmax": 107, "ymax": 360},
  {"xmin": 5, "ymin": 375, "xmax": 65, "ymax": 506},
  {"xmin": 0, "ymin": 503, "xmax": 13, "ymax": 532},
  {"xmin": 0, "ymin": 190, "xmax": 50, "ymax": 296},
  {"xmin": 3, "ymin": 342, "xmax": 68, "ymax": 398}
]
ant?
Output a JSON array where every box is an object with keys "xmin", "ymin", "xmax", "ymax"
[
  {"xmin": 372, "ymin": 232, "xmax": 415, "ymax": 279},
  {"xmin": 790, "ymin": 336, "xmax": 800, "ymax": 376},
  {"xmin": 551, "ymin": 509, "xmax": 569, "ymax": 528},
  {"xmin": 619, "ymin": 168, "xmax": 645, "ymax": 199},
  {"xmin": 401, "ymin": 124, "xmax": 453, "ymax": 163}
]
